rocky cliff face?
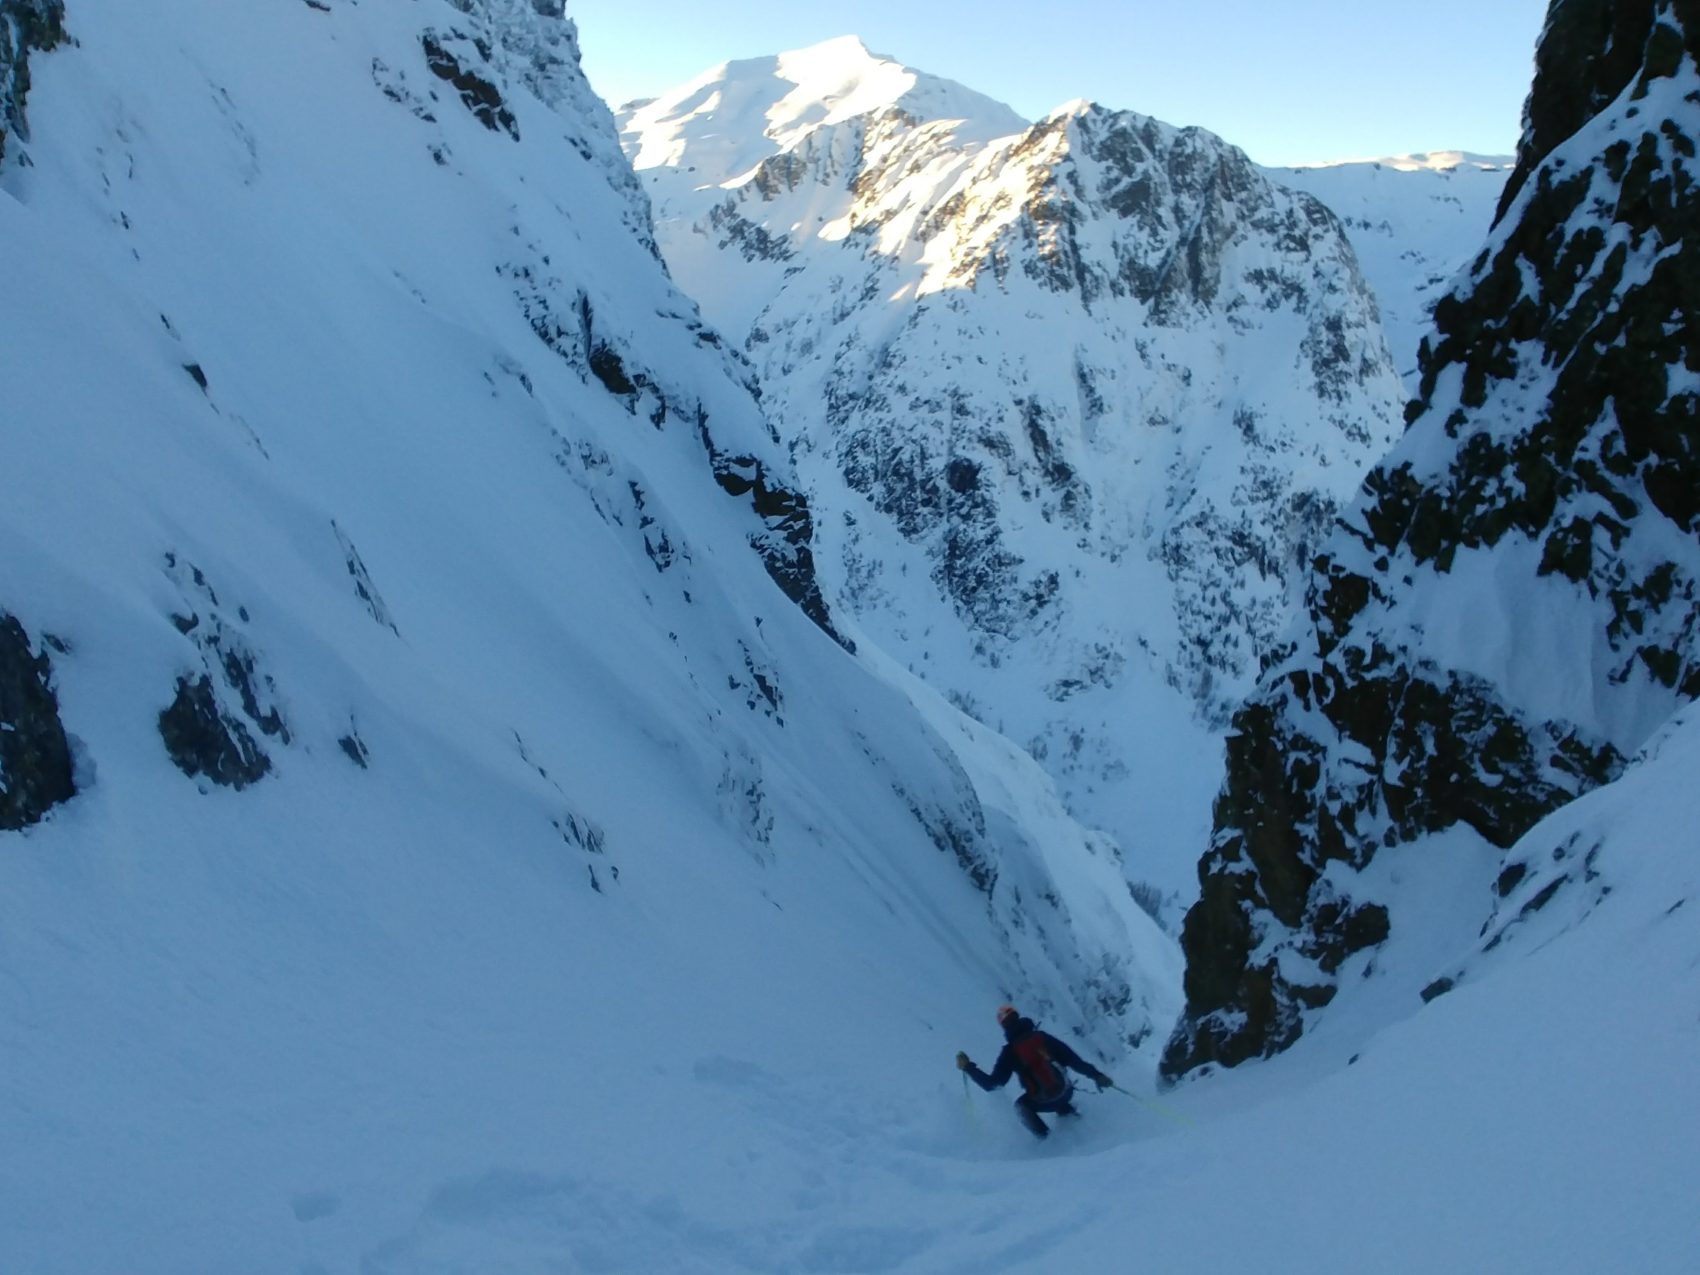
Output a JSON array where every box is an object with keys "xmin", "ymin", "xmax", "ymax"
[
  {"xmin": 1163, "ymin": 0, "xmax": 1700, "ymax": 1077},
  {"xmin": 0, "ymin": 0, "xmax": 64, "ymax": 162},
  {"xmin": 625, "ymin": 49, "xmax": 1406, "ymax": 902},
  {"xmin": 0, "ymin": 612, "xmax": 74, "ymax": 829},
  {"xmin": 634, "ymin": 71, "xmax": 1402, "ymax": 713},
  {"xmin": 806, "ymin": 102, "xmax": 1398, "ymax": 683}
]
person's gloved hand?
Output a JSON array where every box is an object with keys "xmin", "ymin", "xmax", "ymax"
[
  {"xmin": 1096, "ymin": 1073, "xmax": 1114, "ymax": 1092},
  {"xmin": 956, "ymin": 1052, "xmax": 972, "ymax": 1071}
]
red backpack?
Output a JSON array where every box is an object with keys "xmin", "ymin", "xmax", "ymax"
[{"xmin": 1011, "ymin": 1031, "xmax": 1065, "ymax": 1099}]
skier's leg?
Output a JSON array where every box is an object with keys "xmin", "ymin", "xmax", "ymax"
[
  {"xmin": 1014, "ymin": 1094, "xmax": 1049, "ymax": 1138},
  {"xmin": 1041, "ymin": 1079, "xmax": 1079, "ymax": 1118}
]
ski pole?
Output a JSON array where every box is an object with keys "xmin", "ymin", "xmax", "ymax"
[{"xmin": 1110, "ymin": 1083, "xmax": 1195, "ymax": 1127}]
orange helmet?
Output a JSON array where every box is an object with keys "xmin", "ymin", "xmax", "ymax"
[{"xmin": 996, "ymin": 1004, "xmax": 1019, "ymax": 1024}]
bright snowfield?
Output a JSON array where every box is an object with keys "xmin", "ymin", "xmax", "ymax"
[
  {"xmin": 619, "ymin": 40, "xmax": 1510, "ymax": 915},
  {"xmin": 1, "ymin": 4, "xmax": 1697, "ymax": 1275}
]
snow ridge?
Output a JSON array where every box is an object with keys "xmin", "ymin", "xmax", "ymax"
[
  {"xmin": 1266, "ymin": 156, "xmax": 1513, "ymax": 385},
  {"xmin": 621, "ymin": 35, "xmax": 1026, "ymax": 175}
]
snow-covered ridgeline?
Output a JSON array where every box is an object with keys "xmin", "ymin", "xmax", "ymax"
[
  {"xmin": 1266, "ymin": 155, "xmax": 1513, "ymax": 386},
  {"xmin": 1165, "ymin": 0, "xmax": 1700, "ymax": 1077},
  {"xmin": 0, "ymin": 3, "xmax": 1178, "ymax": 1268}
]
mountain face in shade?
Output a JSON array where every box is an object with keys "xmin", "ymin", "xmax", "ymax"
[{"xmin": 1162, "ymin": 0, "xmax": 1700, "ymax": 1077}]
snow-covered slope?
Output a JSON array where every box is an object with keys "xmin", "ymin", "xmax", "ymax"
[
  {"xmin": 1164, "ymin": 0, "xmax": 1700, "ymax": 1077},
  {"xmin": 1268, "ymin": 154, "xmax": 1513, "ymax": 386},
  {"xmin": 0, "ymin": 3, "xmax": 1181, "ymax": 1268},
  {"xmin": 621, "ymin": 42, "xmax": 1407, "ymax": 910},
  {"xmin": 230, "ymin": 701, "xmax": 1700, "ymax": 1274}
]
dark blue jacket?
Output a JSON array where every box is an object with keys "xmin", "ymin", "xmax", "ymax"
[{"xmin": 966, "ymin": 1019, "xmax": 1107, "ymax": 1097}]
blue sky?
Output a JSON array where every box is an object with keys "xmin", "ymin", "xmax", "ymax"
[{"xmin": 568, "ymin": 0, "xmax": 1551, "ymax": 166}]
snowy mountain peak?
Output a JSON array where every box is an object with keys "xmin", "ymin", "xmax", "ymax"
[
  {"xmin": 620, "ymin": 35, "xmax": 1027, "ymax": 176},
  {"xmin": 621, "ymin": 40, "xmax": 1408, "ymax": 916},
  {"xmin": 1045, "ymin": 96, "xmax": 1098, "ymax": 120},
  {"xmin": 772, "ymin": 34, "xmax": 889, "ymax": 83}
]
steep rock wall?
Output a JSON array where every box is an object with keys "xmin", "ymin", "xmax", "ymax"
[{"xmin": 1164, "ymin": 0, "xmax": 1700, "ymax": 1077}]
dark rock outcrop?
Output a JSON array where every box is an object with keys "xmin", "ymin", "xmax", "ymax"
[
  {"xmin": 0, "ymin": 0, "xmax": 66, "ymax": 163},
  {"xmin": 700, "ymin": 413, "xmax": 853, "ymax": 652},
  {"xmin": 421, "ymin": 29, "xmax": 519, "ymax": 140},
  {"xmin": 157, "ymin": 556, "xmax": 290, "ymax": 788},
  {"xmin": 1496, "ymin": 0, "xmax": 1664, "ymax": 219},
  {"xmin": 158, "ymin": 674, "xmax": 271, "ymax": 789},
  {"xmin": 1164, "ymin": 0, "xmax": 1700, "ymax": 1078},
  {"xmin": 0, "ymin": 612, "xmax": 75, "ymax": 830}
]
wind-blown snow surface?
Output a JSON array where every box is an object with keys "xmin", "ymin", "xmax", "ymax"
[
  {"xmin": 0, "ymin": 2, "xmax": 1180, "ymax": 1269},
  {"xmin": 621, "ymin": 41, "xmax": 1407, "ymax": 913}
]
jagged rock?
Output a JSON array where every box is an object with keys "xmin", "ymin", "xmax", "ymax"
[
  {"xmin": 700, "ymin": 414, "xmax": 852, "ymax": 651},
  {"xmin": 1496, "ymin": 0, "xmax": 1662, "ymax": 221},
  {"xmin": 421, "ymin": 29, "xmax": 518, "ymax": 140},
  {"xmin": 1163, "ymin": 0, "xmax": 1700, "ymax": 1078},
  {"xmin": 332, "ymin": 521, "xmax": 400, "ymax": 635},
  {"xmin": 0, "ymin": 0, "xmax": 66, "ymax": 163},
  {"xmin": 337, "ymin": 731, "xmax": 370, "ymax": 768},
  {"xmin": 588, "ymin": 343, "xmax": 636, "ymax": 396},
  {"xmin": 157, "ymin": 557, "xmax": 290, "ymax": 787},
  {"xmin": 499, "ymin": 263, "xmax": 847, "ymax": 644},
  {"xmin": 158, "ymin": 674, "xmax": 271, "ymax": 789},
  {"xmin": 0, "ymin": 611, "xmax": 75, "ymax": 830}
]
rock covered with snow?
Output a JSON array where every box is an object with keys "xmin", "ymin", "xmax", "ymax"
[
  {"xmin": 0, "ymin": 612, "xmax": 74, "ymax": 829},
  {"xmin": 1266, "ymin": 154, "xmax": 1513, "ymax": 386},
  {"xmin": 0, "ymin": 0, "xmax": 63, "ymax": 162},
  {"xmin": 1163, "ymin": 0, "xmax": 1700, "ymax": 1077}
]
